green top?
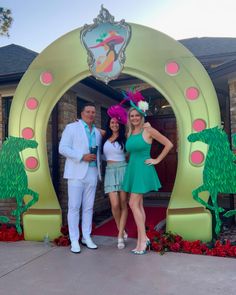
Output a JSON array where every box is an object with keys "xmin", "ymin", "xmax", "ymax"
[
  {"xmin": 81, "ymin": 120, "xmax": 97, "ymax": 167},
  {"xmin": 122, "ymin": 132, "xmax": 161, "ymax": 194}
]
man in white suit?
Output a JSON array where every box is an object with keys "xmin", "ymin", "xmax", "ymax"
[{"xmin": 59, "ymin": 103, "xmax": 102, "ymax": 253}]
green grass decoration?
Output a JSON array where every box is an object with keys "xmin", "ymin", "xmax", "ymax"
[
  {"xmin": 0, "ymin": 136, "xmax": 39, "ymax": 234},
  {"xmin": 188, "ymin": 127, "xmax": 236, "ymax": 237}
]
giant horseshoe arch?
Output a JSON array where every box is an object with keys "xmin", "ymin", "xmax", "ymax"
[{"xmin": 9, "ymin": 24, "xmax": 220, "ymax": 241}]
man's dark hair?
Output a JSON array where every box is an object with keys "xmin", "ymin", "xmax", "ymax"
[{"xmin": 81, "ymin": 103, "xmax": 96, "ymax": 113}]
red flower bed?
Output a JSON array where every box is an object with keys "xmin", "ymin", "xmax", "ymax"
[
  {"xmin": 54, "ymin": 225, "xmax": 70, "ymax": 246},
  {"xmin": 146, "ymin": 224, "xmax": 236, "ymax": 257},
  {"xmin": 0, "ymin": 224, "xmax": 24, "ymax": 241},
  {"xmin": 54, "ymin": 223, "xmax": 236, "ymax": 257}
]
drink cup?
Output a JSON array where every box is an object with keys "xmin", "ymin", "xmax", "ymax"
[{"xmin": 90, "ymin": 146, "xmax": 98, "ymax": 155}]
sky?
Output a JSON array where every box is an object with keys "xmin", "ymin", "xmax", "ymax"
[{"xmin": 1, "ymin": 0, "xmax": 236, "ymax": 53}]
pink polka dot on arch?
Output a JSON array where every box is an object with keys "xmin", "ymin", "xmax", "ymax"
[
  {"xmin": 193, "ymin": 119, "xmax": 206, "ymax": 132},
  {"xmin": 165, "ymin": 62, "xmax": 180, "ymax": 75},
  {"xmin": 40, "ymin": 71, "xmax": 53, "ymax": 85},
  {"xmin": 191, "ymin": 151, "xmax": 204, "ymax": 165},
  {"xmin": 186, "ymin": 87, "xmax": 199, "ymax": 100},
  {"xmin": 26, "ymin": 97, "xmax": 38, "ymax": 110},
  {"xmin": 22, "ymin": 128, "xmax": 34, "ymax": 139},
  {"xmin": 25, "ymin": 157, "xmax": 38, "ymax": 170}
]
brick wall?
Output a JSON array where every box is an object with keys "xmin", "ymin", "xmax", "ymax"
[
  {"xmin": 229, "ymin": 79, "xmax": 236, "ymax": 211},
  {"xmin": 0, "ymin": 94, "xmax": 17, "ymax": 223},
  {"xmin": 229, "ymin": 79, "xmax": 236, "ymax": 138}
]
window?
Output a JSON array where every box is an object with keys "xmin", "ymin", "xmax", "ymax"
[{"xmin": 2, "ymin": 96, "xmax": 12, "ymax": 139}]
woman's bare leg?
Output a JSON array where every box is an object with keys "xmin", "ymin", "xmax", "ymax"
[
  {"xmin": 129, "ymin": 193, "xmax": 146, "ymax": 251},
  {"xmin": 109, "ymin": 192, "xmax": 121, "ymax": 231},
  {"xmin": 117, "ymin": 190, "xmax": 128, "ymax": 239},
  {"xmin": 140, "ymin": 197, "xmax": 146, "ymax": 225}
]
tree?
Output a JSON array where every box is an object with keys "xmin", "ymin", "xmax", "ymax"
[{"xmin": 0, "ymin": 7, "xmax": 13, "ymax": 37}]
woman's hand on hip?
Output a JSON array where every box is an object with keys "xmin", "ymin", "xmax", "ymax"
[{"xmin": 145, "ymin": 158, "xmax": 160, "ymax": 166}]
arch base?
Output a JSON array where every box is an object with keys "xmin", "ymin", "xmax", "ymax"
[
  {"xmin": 23, "ymin": 209, "xmax": 62, "ymax": 241},
  {"xmin": 166, "ymin": 207, "xmax": 212, "ymax": 242}
]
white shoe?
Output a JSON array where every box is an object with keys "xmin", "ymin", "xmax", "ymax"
[
  {"xmin": 71, "ymin": 241, "xmax": 81, "ymax": 253},
  {"xmin": 81, "ymin": 237, "xmax": 98, "ymax": 249},
  {"xmin": 117, "ymin": 238, "xmax": 125, "ymax": 249}
]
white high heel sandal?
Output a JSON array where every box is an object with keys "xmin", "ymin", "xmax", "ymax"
[
  {"xmin": 123, "ymin": 230, "xmax": 128, "ymax": 241},
  {"xmin": 117, "ymin": 238, "xmax": 125, "ymax": 249}
]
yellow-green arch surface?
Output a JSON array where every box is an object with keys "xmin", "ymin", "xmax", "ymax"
[{"xmin": 9, "ymin": 23, "xmax": 220, "ymax": 241}]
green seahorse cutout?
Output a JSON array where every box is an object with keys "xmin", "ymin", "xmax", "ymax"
[
  {"xmin": 188, "ymin": 127, "xmax": 236, "ymax": 236},
  {"xmin": 0, "ymin": 136, "xmax": 39, "ymax": 234}
]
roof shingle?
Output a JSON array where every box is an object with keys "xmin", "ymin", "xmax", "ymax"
[
  {"xmin": 0, "ymin": 44, "xmax": 37, "ymax": 76},
  {"xmin": 179, "ymin": 37, "xmax": 236, "ymax": 57}
]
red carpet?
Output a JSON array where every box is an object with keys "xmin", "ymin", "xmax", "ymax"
[{"xmin": 92, "ymin": 207, "xmax": 166, "ymax": 238}]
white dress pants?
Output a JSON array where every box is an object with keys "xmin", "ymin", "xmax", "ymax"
[{"xmin": 67, "ymin": 167, "xmax": 98, "ymax": 242}]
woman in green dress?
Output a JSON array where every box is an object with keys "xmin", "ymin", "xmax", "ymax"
[{"xmin": 122, "ymin": 104, "xmax": 173, "ymax": 255}]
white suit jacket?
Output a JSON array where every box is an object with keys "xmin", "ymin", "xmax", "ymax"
[{"xmin": 59, "ymin": 120, "xmax": 102, "ymax": 180}]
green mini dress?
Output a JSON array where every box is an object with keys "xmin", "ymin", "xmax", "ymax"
[{"xmin": 122, "ymin": 132, "xmax": 161, "ymax": 194}]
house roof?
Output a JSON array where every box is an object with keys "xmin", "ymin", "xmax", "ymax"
[
  {"xmin": 1, "ymin": 38, "xmax": 236, "ymax": 84},
  {"xmin": 179, "ymin": 37, "xmax": 236, "ymax": 58},
  {"xmin": 0, "ymin": 44, "xmax": 37, "ymax": 77},
  {"xmin": 209, "ymin": 58, "xmax": 236, "ymax": 79}
]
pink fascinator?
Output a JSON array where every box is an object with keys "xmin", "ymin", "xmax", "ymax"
[
  {"xmin": 107, "ymin": 104, "xmax": 128, "ymax": 125},
  {"xmin": 122, "ymin": 88, "xmax": 149, "ymax": 117},
  {"xmin": 124, "ymin": 89, "xmax": 145, "ymax": 104}
]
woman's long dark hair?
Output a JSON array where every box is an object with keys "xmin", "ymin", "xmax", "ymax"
[
  {"xmin": 102, "ymin": 117, "xmax": 126, "ymax": 154},
  {"xmin": 106, "ymin": 41, "xmax": 118, "ymax": 61}
]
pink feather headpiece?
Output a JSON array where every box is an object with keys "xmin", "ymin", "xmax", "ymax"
[
  {"xmin": 124, "ymin": 89, "xmax": 145, "ymax": 104},
  {"xmin": 122, "ymin": 88, "xmax": 149, "ymax": 117},
  {"xmin": 107, "ymin": 104, "xmax": 127, "ymax": 125}
]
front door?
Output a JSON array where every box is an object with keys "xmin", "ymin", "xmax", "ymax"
[{"xmin": 147, "ymin": 116, "xmax": 177, "ymax": 192}]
